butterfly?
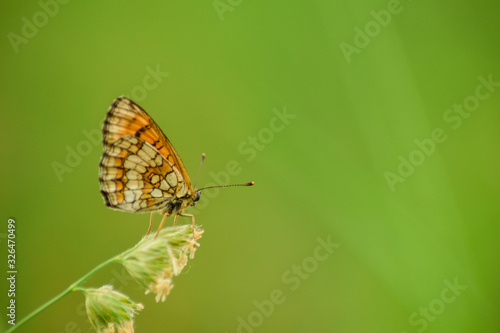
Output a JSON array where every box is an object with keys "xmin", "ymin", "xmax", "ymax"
[{"xmin": 99, "ymin": 97, "xmax": 253, "ymax": 235}]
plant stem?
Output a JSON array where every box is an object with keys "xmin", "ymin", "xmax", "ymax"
[{"xmin": 6, "ymin": 256, "xmax": 119, "ymax": 332}]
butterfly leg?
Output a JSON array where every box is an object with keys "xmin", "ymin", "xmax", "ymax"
[
  {"xmin": 155, "ymin": 212, "xmax": 170, "ymax": 238},
  {"xmin": 145, "ymin": 212, "xmax": 154, "ymax": 236},
  {"xmin": 178, "ymin": 213, "xmax": 195, "ymax": 236}
]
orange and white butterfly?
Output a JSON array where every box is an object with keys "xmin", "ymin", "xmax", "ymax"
[{"xmin": 99, "ymin": 97, "xmax": 253, "ymax": 234}]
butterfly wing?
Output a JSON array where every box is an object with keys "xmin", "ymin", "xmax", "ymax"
[{"xmin": 99, "ymin": 97, "xmax": 194, "ymax": 212}]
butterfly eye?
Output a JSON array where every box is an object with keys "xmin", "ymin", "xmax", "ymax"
[{"xmin": 194, "ymin": 191, "xmax": 201, "ymax": 202}]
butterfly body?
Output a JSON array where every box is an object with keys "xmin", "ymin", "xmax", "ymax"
[{"xmin": 99, "ymin": 97, "xmax": 199, "ymax": 223}]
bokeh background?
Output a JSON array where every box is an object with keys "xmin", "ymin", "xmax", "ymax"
[{"xmin": 1, "ymin": 1, "xmax": 499, "ymax": 332}]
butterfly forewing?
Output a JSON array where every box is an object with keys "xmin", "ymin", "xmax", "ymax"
[{"xmin": 99, "ymin": 97, "xmax": 194, "ymax": 213}]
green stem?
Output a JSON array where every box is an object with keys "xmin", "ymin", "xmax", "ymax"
[{"xmin": 6, "ymin": 256, "xmax": 119, "ymax": 333}]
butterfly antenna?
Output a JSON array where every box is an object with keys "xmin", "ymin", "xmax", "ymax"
[
  {"xmin": 193, "ymin": 153, "xmax": 206, "ymax": 189},
  {"xmin": 198, "ymin": 181, "xmax": 255, "ymax": 191}
]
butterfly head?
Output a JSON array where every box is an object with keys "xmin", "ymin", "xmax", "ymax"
[
  {"xmin": 194, "ymin": 190, "xmax": 201, "ymax": 204},
  {"xmin": 184, "ymin": 190, "xmax": 201, "ymax": 209}
]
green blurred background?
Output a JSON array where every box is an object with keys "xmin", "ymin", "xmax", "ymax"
[{"xmin": 1, "ymin": 0, "xmax": 499, "ymax": 332}]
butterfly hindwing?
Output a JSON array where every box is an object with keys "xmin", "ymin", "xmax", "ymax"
[{"xmin": 100, "ymin": 135, "xmax": 188, "ymax": 212}]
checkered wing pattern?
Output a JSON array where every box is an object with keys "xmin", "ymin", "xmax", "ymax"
[{"xmin": 99, "ymin": 97, "xmax": 195, "ymax": 213}]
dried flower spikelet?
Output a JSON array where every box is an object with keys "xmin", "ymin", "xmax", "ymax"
[
  {"xmin": 121, "ymin": 237, "xmax": 170, "ymax": 289},
  {"xmin": 83, "ymin": 285, "xmax": 143, "ymax": 333},
  {"xmin": 162, "ymin": 224, "xmax": 204, "ymax": 263},
  {"xmin": 119, "ymin": 224, "xmax": 204, "ymax": 302},
  {"xmin": 102, "ymin": 321, "xmax": 135, "ymax": 333},
  {"xmin": 145, "ymin": 268, "xmax": 175, "ymax": 302}
]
